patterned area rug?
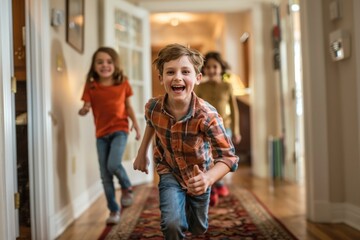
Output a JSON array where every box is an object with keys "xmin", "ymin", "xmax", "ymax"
[{"xmin": 103, "ymin": 184, "xmax": 297, "ymax": 240}]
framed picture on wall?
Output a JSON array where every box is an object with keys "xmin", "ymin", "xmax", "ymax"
[{"xmin": 66, "ymin": 0, "xmax": 84, "ymax": 53}]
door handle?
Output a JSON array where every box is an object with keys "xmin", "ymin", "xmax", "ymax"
[{"xmin": 11, "ymin": 76, "xmax": 17, "ymax": 93}]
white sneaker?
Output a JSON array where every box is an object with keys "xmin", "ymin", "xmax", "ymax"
[{"xmin": 106, "ymin": 211, "xmax": 120, "ymax": 225}]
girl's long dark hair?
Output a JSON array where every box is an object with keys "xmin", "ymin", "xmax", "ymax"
[{"xmin": 86, "ymin": 47, "xmax": 125, "ymax": 85}]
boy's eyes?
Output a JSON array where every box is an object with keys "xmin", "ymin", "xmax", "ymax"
[{"xmin": 165, "ymin": 70, "xmax": 191, "ymax": 75}]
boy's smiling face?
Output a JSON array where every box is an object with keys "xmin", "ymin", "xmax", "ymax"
[{"xmin": 159, "ymin": 56, "xmax": 202, "ymax": 105}]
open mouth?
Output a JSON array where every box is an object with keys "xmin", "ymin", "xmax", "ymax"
[{"xmin": 171, "ymin": 86, "xmax": 185, "ymax": 92}]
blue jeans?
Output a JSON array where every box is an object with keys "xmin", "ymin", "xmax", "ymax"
[
  {"xmin": 158, "ymin": 174, "xmax": 210, "ymax": 240},
  {"xmin": 96, "ymin": 131, "xmax": 131, "ymax": 212}
]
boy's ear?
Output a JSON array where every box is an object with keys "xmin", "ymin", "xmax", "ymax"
[{"xmin": 195, "ymin": 73, "xmax": 202, "ymax": 85}]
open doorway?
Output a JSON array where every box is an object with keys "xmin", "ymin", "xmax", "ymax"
[
  {"xmin": 147, "ymin": 1, "xmax": 304, "ymax": 184},
  {"xmin": 150, "ymin": 12, "xmax": 252, "ymax": 166},
  {"xmin": 12, "ymin": 0, "xmax": 31, "ymax": 239}
]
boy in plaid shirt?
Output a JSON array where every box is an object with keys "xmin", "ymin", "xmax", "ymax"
[{"xmin": 133, "ymin": 43, "xmax": 239, "ymax": 240}]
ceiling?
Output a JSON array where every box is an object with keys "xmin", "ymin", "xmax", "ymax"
[{"xmin": 128, "ymin": 0, "xmax": 278, "ymax": 29}]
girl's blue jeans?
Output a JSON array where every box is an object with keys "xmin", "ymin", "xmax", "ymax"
[
  {"xmin": 96, "ymin": 131, "xmax": 131, "ymax": 212},
  {"xmin": 158, "ymin": 173, "xmax": 210, "ymax": 240}
]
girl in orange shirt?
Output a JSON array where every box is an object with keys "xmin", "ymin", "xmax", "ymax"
[{"xmin": 79, "ymin": 47, "xmax": 141, "ymax": 225}]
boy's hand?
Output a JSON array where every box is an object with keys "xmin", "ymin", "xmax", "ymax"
[
  {"xmin": 133, "ymin": 156, "xmax": 150, "ymax": 174},
  {"xmin": 187, "ymin": 165, "xmax": 211, "ymax": 196}
]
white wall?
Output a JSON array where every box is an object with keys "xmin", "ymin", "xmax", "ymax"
[{"xmin": 49, "ymin": 0, "xmax": 103, "ymax": 237}]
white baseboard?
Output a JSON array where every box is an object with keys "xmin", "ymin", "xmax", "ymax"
[
  {"xmin": 52, "ymin": 180, "xmax": 103, "ymax": 239},
  {"xmin": 315, "ymin": 201, "xmax": 360, "ymax": 231},
  {"xmin": 334, "ymin": 203, "xmax": 360, "ymax": 231}
]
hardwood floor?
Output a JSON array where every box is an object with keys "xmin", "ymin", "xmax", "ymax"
[{"xmin": 57, "ymin": 163, "xmax": 360, "ymax": 240}]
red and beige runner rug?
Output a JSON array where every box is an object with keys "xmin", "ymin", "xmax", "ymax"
[{"xmin": 100, "ymin": 184, "xmax": 297, "ymax": 240}]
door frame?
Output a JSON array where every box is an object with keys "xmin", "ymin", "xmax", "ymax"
[
  {"xmin": 0, "ymin": 0, "xmax": 54, "ymax": 239},
  {"xmin": 0, "ymin": 0, "xmax": 17, "ymax": 238},
  {"xmin": 26, "ymin": 0, "xmax": 55, "ymax": 239}
]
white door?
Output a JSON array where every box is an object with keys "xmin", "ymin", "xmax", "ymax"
[
  {"xmin": 0, "ymin": 0, "xmax": 19, "ymax": 238},
  {"xmin": 278, "ymin": 0, "xmax": 304, "ymax": 183},
  {"xmin": 102, "ymin": 0, "xmax": 153, "ymax": 185}
]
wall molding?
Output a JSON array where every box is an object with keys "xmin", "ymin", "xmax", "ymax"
[{"xmin": 331, "ymin": 203, "xmax": 360, "ymax": 231}]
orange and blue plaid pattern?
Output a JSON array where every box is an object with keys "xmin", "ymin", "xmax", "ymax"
[{"xmin": 145, "ymin": 93, "xmax": 239, "ymax": 190}]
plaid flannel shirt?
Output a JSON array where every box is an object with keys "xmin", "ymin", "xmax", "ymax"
[{"xmin": 145, "ymin": 93, "xmax": 239, "ymax": 190}]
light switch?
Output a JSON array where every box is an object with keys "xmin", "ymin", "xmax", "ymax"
[{"xmin": 51, "ymin": 9, "xmax": 65, "ymax": 26}]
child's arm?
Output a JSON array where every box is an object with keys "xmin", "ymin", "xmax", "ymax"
[
  {"xmin": 229, "ymin": 89, "xmax": 241, "ymax": 144},
  {"xmin": 133, "ymin": 125, "xmax": 154, "ymax": 174},
  {"xmin": 187, "ymin": 162, "xmax": 230, "ymax": 196},
  {"xmin": 125, "ymin": 97, "xmax": 141, "ymax": 140},
  {"xmin": 78, "ymin": 102, "xmax": 91, "ymax": 116}
]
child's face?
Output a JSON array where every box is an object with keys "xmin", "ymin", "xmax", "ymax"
[
  {"xmin": 94, "ymin": 52, "xmax": 115, "ymax": 80},
  {"xmin": 159, "ymin": 55, "xmax": 202, "ymax": 103},
  {"xmin": 203, "ymin": 58, "xmax": 222, "ymax": 81}
]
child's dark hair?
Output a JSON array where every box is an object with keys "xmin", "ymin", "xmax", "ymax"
[
  {"xmin": 153, "ymin": 43, "xmax": 204, "ymax": 76},
  {"xmin": 86, "ymin": 47, "xmax": 125, "ymax": 85},
  {"xmin": 202, "ymin": 51, "xmax": 230, "ymax": 76}
]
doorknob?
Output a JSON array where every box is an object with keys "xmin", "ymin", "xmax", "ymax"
[{"xmin": 11, "ymin": 76, "xmax": 17, "ymax": 93}]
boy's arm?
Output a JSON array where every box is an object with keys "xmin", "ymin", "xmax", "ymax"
[
  {"xmin": 188, "ymin": 112, "xmax": 239, "ymax": 196},
  {"xmin": 188, "ymin": 162, "xmax": 230, "ymax": 196},
  {"xmin": 133, "ymin": 125, "xmax": 155, "ymax": 174}
]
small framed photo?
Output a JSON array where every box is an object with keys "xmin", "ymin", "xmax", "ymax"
[{"xmin": 66, "ymin": 0, "xmax": 84, "ymax": 53}]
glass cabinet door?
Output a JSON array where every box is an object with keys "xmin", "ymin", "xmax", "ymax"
[{"xmin": 102, "ymin": 0, "xmax": 152, "ymax": 185}]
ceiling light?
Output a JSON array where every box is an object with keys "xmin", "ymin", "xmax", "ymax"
[{"xmin": 170, "ymin": 18, "xmax": 179, "ymax": 27}]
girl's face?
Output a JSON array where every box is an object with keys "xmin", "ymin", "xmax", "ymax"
[
  {"xmin": 159, "ymin": 55, "xmax": 202, "ymax": 104},
  {"xmin": 94, "ymin": 52, "xmax": 115, "ymax": 81},
  {"xmin": 203, "ymin": 58, "xmax": 222, "ymax": 82}
]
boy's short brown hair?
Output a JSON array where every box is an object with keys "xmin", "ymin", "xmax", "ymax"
[{"xmin": 153, "ymin": 43, "xmax": 204, "ymax": 76}]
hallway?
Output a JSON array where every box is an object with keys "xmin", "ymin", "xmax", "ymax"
[{"xmin": 57, "ymin": 164, "xmax": 360, "ymax": 240}]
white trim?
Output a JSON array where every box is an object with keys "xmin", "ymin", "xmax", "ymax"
[
  {"xmin": 134, "ymin": 0, "xmax": 280, "ymax": 12},
  {"xmin": 354, "ymin": 0, "xmax": 360, "ymax": 181},
  {"xmin": 27, "ymin": 0, "xmax": 54, "ymax": 239},
  {"xmin": 300, "ymin": 0, "xmax": 330, "ymax": 221},
  {"xmin": 0, "ymin": 0, "xmax": 17, "ymax": 239},
  {"xmin": 343, "ymin": 204, "xmax": 360, "ymax": 230},
  {"xmin": 331, "ymin": 203, "xmax": 360, "ymax": 231},
  {"xmin": 53, "ymin": 181, "xmax": 103, "ymax": 238}
]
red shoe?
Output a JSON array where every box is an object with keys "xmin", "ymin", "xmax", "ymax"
[
  {"xmin": 210, "ymin": 189, "xmax": 219, "ymax": 207},
  {"xmin": 216, "ymin": 185, "xmax": 229, "ymax": 197}
]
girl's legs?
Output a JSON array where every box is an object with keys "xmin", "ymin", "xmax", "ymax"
[
  {"xmin": 97, "ymin": 131, "xmax": 132, "ymax": 213},
  {"xmin": 158, "ymin": 174, "xmax": 210, "ymax": 239},
  {"xmin": 107, "ymin": 131, "xmax": 131, "ymax": 189},
  {"xmin": 107, "ymin": 131, "xmax": 133, "ymax": 207},
  {"xmin": 97, "ymin": 137, "xmax": 119, "ymax": 213}
]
